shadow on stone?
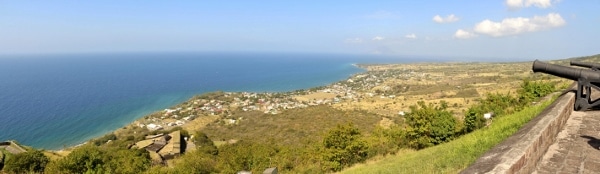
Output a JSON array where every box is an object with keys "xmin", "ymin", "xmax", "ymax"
[{"xmin": 581, "ymin": 135, "xmax": 600, "ymax": 149}]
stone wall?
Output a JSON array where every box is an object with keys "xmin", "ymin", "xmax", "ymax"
[
  {"xmin": 0, "ymin": 141, "xmax": 27, "ymax": 154},
  {"xmin": 461, "ymin": 88, "xmax": 575, "ymax": 174}
]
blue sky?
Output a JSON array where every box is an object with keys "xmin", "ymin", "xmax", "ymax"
[{"xmin": 1, "ymin": 0, "xmax": 598, "ymax": 60}]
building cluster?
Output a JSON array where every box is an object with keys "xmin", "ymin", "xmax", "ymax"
[
  {"xmin": 135, "ymin": 67, "xmax": 429, "ymax": 131},
  {"xmin": 132, "ymin": 131, "xmax": 182, "ymax": 163},
  {"xmin": 231, "ymin": 92, "xmax": 308, "ymax": 114}
]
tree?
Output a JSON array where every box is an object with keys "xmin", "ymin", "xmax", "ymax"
[
  {"xmin": 321, "ymin": 123, "xmax": 368, "ymax": 171},
  {"xmin": 104, "ymin": 148, "xmax": 151, "ymax": 174},
  {"xmin": 463, "ymin": 107, "xmax": 486, "ymax": 133},
  {"xmin": 192, "ymin": 131, "xmax": 217, "ymax": 155},
  {"xmin": 171, "ymin": 150, "xmax": 217, "ymax": 174},
  {"xmin": 518, "ymin": 79, "xmax": 555, "ymax": 104},
  {"xmin": 92, "ymin": 133, "xmax": 117, "ymax": 146},
  {"xmin": 217, "ymin": 141, "xmax": 276, "ymax": 173},
  {"xmin": 3, "ymin": 150, "xmax": 49, "ymax": 174},
  {"xmin": 45, "ymin": 145, "xmax": 150, "ymax": 174},
  {"xmin": 47, "ymin": 145, "xmax": 105, "ymax": 173},
  {"xmin": 405, "ymin": 101, "xmax": 457, "ymax": 149}
]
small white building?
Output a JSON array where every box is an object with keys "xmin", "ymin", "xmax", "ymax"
[{"xmin": 147, "ymin": 124, "xmax": 163, "ymax": 131}]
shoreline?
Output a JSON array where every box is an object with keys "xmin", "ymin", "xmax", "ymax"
[{"xmin": 51, "ymin": 65, "xmax": 370, "ymax": 152}]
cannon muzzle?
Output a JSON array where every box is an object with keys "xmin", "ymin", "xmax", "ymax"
[
  {"xmin": 532, "ymin": 60, "xmax": 600, "ymax": 81},
  {"xmin": 570, "ymin": 61, "xmax": 600, "ymax": 70},
  {"xmin": 533, "ymin": 60, "xmax": 600, "ymax": 111}
]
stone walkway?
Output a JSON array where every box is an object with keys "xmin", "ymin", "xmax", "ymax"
[
  {"xmin": 0, "ymin": 141, "xmax": 27, "ymax": 155},
  {"xmin": 535, "ymin": 111, "xmax": 600, "ymax": 173}
]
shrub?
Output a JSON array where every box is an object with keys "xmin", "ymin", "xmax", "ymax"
[
  {"xmin": 216, "ymin": 141, "xmax": 277, "ymax": 173},
  {"xmin": 463, "ymin": 80, "xmax": 556, "ymax": 134},
  {"xmin": 463, "ymin": 107, "xmax": 486, "ymax": 133},
  {"xmin": 45, "ymin": 145, "xmax": 150, "ymax": 174},
  {"xmin": 405, "ymin": 101, "xmax": 457, "ymax": 149},
  {"xmin": 365, "ymin": 126, "xmax": 406, "ymax": 157},
  {"xmin": 321, "ymin": 123, "xmax": 368, "ymax": 172},
  {"xmin": 3, "ymin": 150, "xmax": 49, "ymax": 174},
  {"xmin": 92, "ymin": 133, "xmax": 117, "ymax": 146},
  {"xmin": 518, "ymin": 79, "xmax": 555, "ymax": 104}
]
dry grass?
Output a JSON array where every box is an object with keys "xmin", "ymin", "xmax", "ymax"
[
  {"xmin": 202, "ymin": 105, "xmax": 381, "ymax": 146},
  {"xmin": 294, "ymin": 92, "xmax": 338, "ymax": 101},
  {"xmin": 181, "ymin": 115, "xmax": 220, "ymax": 133},
  {"xmin": 335, "ymin": 61, "xmax": 539, "ymax": 118}
]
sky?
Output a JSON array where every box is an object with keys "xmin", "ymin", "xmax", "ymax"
[{"xmin": 1, "ymin": 0, "xmax": 598, "ymax": 60}]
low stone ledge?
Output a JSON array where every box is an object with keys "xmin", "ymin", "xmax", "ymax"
[{"xmin": 461, "ymin": 89, "xmax": 575, "ymax": 174}]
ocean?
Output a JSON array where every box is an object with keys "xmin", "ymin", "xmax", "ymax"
[{"xmin": 0, "ymin": 52, "xmax": 413, "ymax": 150}]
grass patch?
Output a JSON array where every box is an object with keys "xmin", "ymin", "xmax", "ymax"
[
  {"xmin": 202, "ymin": 105, "xmax": 381, "ymax": 146},
  {"xmin": 454, "ymin": 88, "xmax": 480, "ymax": 98},
  {"xmin": 340, "ymin": 97, "xmax": 555, "ymax": 174}
]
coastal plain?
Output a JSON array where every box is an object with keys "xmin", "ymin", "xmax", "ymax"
[
  {"xmin": 3, "ymin": 57, "xmax": 578, "ymax": 173},
  {"xmin": 55, "ymin": 60, "xmax": 563, "ymax": 153}
]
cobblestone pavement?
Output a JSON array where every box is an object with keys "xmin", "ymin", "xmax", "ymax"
[{"xmin": 535, "ymin": 111, "xmax": 600, "ymax": 174}]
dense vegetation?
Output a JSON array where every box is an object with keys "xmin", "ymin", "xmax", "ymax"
[
  {"xmin": 342, "ymin": 98, "xmax": 555, "ymax": 173},
  {"xmin": 44, "ymin": 145, "xmax": 151, "ymax": 174},
  {"xmin": 3, "ymin": 150, "xmax": 48, "ymax": 174},
  {"xmin": 0, "ymin": 75, "xmax": 560, "ymax": 173}
]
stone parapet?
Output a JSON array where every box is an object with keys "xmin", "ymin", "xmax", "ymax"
[{"xmin": 461, "ymin": 89, "xmax": 575, "ymax": 174}]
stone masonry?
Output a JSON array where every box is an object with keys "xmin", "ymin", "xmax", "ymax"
[{"xmin": 535, "ymin": 111, "xmax": 600, "ymax": 174}]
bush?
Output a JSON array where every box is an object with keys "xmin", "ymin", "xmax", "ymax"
[
  {"xmin": 192, "ymin": 131, "xmax": 218, "ymax": 156},
  {"xmin": 405, "ymin": 101, "xmax": 457, "ymax": 149},
  {"xmin": 3, "ymin": 150, "xmax": 49, "ymax": 174},
  {"xmin": 45, "ymin": 145, "xmax": 150, "ymax": 174},
  {"xmin": 463, "ymin": 107, "xmax": 487, "ymax": 133},
  {"xmin": 518, "ymin": 79, "xmax": 555, "ymax": 104},
  {"xmin": 92, "ymin": 133, "xmax": 117, "ymax": 146},
  {"xmin": 217, "ymin": 141, "xmax": 277, "ymax": 173},
  {"xmin": 321, "ymin": 123, "xmax": 368, "ymax": 171},
  {"xmin": 365, "ymin": 126, "xmax": 406, "ymax": 157},
  {"xmin": 463, "ymin": 80, "xmax": 556, "ymax": 134}
]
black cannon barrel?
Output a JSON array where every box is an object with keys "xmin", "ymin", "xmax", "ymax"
[
  {"xmin": 532, "ymin": 60, "xmax": 600, "ymax": 81},
  {"xmin": 570, "ymin": 61, "xmax": 600, "ymax": 69}
]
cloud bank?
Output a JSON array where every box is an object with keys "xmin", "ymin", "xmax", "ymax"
[{"xmin": 473, "ymin": 13, "xmax": 565, "ymax": 37}]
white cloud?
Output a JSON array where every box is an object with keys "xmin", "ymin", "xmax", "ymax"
[
  {"xmin": 473, "ymin": 13, "xmax": 565, "ymax": 37},
  {"xmin": 372, "ymin": 36, "xmax": 385, "ymax": 41},
  {"xmin": 454, "ymin": 29, "xmax": 478, "ymax": 39},
  {"xmin": 345, "ymin": 38, "xmax": 363, "ymax": 44},
  {"xmin": 433, "ymin": 14, "xmax": 460, "ymax": 23},
  {"xmin": 506, "ymin": 0, "xmax": 524, "ymax": 9},
  {"xmin": 506, "ymin": 0, "xmax": 554, "ymax": 9},
  {"xmin": 405, "ymin": 34, "xmax": 417, "ymax": 39}
]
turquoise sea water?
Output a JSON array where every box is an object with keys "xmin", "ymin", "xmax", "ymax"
[{"xmin": 1, "ymin": 52, "xmax": 420, "ymax": 150}]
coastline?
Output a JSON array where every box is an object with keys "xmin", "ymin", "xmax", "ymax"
[
  {"xmin": 52, "ymin": 64, "xmax": 369, "ymax": 152},
  {"xmin": 0, "ymin": 53, "xmax": 371, "ymax": 150}
]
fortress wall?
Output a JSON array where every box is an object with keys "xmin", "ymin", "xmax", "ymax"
[{"xmin": 461, "ymin": 86, "xmax": 575, "ymax": 174}]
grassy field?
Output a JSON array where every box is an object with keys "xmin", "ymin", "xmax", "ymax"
[
  {"xmin": 340, "ymin": 96, "xmax": 556, "ymax": 174},
  {"xmin": 334, "ymin": 61, "xmax": 545, "ymax": 117},
  {"xmin": 202, "ymin": 105, "xmax": 382, "ymax": 146}
]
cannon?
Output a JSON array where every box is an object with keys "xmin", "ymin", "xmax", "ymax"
[
  {"xmin": 532, "ymin": 60, "xmax": 600, "ymax": 110},
  {"xmin": 570, "ymin": 60, "xmax": 600, "ymax": 71}
]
